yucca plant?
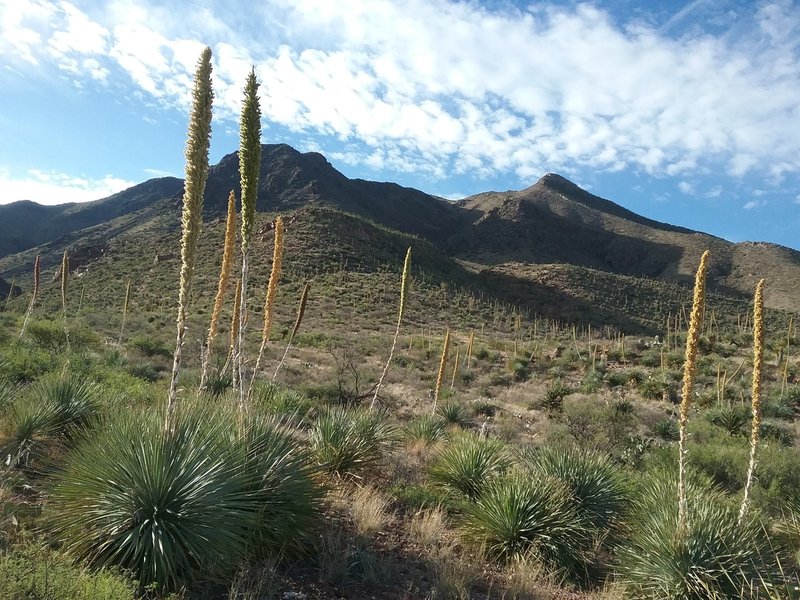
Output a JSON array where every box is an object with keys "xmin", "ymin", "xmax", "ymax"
[
  {"xmin": 436, "ymin": 400, "xmax": 473, "ymax": 429},
  {"xmin": 403, "ymin": 414, "xmax": 447, "ymax": 445},
  {"xmin": 463, "ymin": 473, "xmax": 588, "ymax": 575},
  {"xmin": 310, "ymin": 405, "xmax": 395, "ymax": 477},
  {"xmin": 47, "ymin": 404, "xmax": 260, "ymax": 592},
  {"xmin": 678, "ymin": 250, "xmax": 709, "ymax": 530},
  {"xmin": 249, "ymin": 216, "xmax": 284, "ymax": 392},
  {"xmin": 518, "ymin": 446, "xmax": 629, "ymax": 536},
  {"xmin": 1, "ymin": 400, "xmax": 58, "ymax": 470},
  {"xmin": 371, "ymin": 246, "xmax": 411, "ymax": 409},
  {"xmin": 428, "ymin": 433, "xmax": 509, "ymax": 499},
  {"xmin": 18, "ymin": 255, "xmax": 40, "ymax": 339},
  {"xmin": 617, "ymin": 470, "xmax": 788, "ymax": 599},
  {"xmin": 272, "ymin": 281, "xmax": 309, "ymax": 381},
  {"xmin": 250, "ymin": 380, "xmax": 315, "ymax": 426},
  {"xmin": 230, "ymin": 413, "xmax": 322, "ymax": 555},
  {"xmin": 200, "ymin": 191, "xmax": 237, "ymax": 390},
  {"xmin": 166, "ymin": 47, "xmax": 213, "ymax": 426},
  {"xmin": 740, "ymin": 279, "xmax": 765, "ymax": 523},
  {"xmin": 432, "ymin": 328, "xmax": 450, "ymax": 415},
  {"xmin": 235, "ymin": 68, "xmax": 262, "ymax": 416}
]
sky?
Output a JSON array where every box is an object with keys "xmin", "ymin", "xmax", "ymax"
[{"xmin": 1, "ymin": 0, "xmax": 799, "ymax": 250}]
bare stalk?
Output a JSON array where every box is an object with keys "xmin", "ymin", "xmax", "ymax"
[
  {"xmin": 371, "ymin": 246, "xmax": 411, "ymax": 409},
  {"xmin": 432, "ymin": 329, "xmax": 451, "ymax": 415},
  {"xmin": 273, "ymin": 282, "xmax": 310, "ymax": 381},
  {"xmin": 19, "ymin": 256, "xmax": 40, "ymax": 338}
]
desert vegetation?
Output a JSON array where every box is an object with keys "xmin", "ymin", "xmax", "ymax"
[{"xmin": 1, "ymin": 48, "xmax": 800, "ymax": 600}]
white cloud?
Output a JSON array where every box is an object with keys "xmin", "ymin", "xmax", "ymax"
[
  {"xmin": 2, "ymin": 0, "xmax": 800, "ymax": 185},
  {"xmin": 678, "ymin": 181, "xmax": 694, "ymax": 195},
  {"xmin": 0, "ymin": 168, "xmax": 135, "ymax": 205},
  {"xmin": 743, "ymin": 199, "xmax": 768, "ymax": 210},
  {"xmin": 705, "ymin": 186, "xmax": 722, "ymax": 198}
]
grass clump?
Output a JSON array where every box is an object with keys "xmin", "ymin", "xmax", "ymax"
[
  {"xmin": 436, "ymin": 399, "xmax": 473, "ymax": 428},
  {"xmin": 403, "ymin": 414, "xmax": 447, "ymax": 445}
]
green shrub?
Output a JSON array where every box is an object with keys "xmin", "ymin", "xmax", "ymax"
[
  {"xmin": 759, "ymin": 422, "xmax": 794, "ymax": 446},
  {"xmin": 429, "ymin": 433, "xmax": 509, "ymax": 499},
  {"xmin": 463, "ymin": 473, "xmax": 587, "ymax": 576},
  {"xmin": 251, "ymin": 381, "xmax": 315, "ymax": 424},
  {"xmin": 47, "ymin": 404, "xmax": 260, "ymax": 591},
  {"xmin": 402, "ymin": 415, "xmax": 446, "ymax": 445},
  {"xmin": 0, "ymin": 541, "xmax": 137, "ymax": 599},
  {"xmin": 651, "ymin": 418, "xmax": 679, "ymax": 441},
  {"xmin": 508, "ymin": 357, "xmax": 530, "ymax": 382},
  {"xmin": 617, "ymin": 472, "xmax": 789, "ymax": 599},
  {"xmin": 310, "ymin": 406, "xmax": 395, "ymax": 477},
  {"xmin": 128, "ymin": 335, "xmax": 171, "ymax": 358},
  {"xmin": 0, "ymin": 342, "xmax": 55, "ymax": 383},
  {"xmin": 539, "ymin": 380, "xmax": 571, "ymax": 412},
  {"xmin": 26, "ymin": 320, "xmax": 99, "ymax": 353},
  {"xmin": 706, "ymin": 406, "xmax": 748, "ymax": 436}
]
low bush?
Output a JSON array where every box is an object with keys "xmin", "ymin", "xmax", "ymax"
[{"xmin": 429, "ymin": 433, "xmax": 509, "ymax": 500}]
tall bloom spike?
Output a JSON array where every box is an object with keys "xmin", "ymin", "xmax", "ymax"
[
  {"xmin": 273, "ymin": 282, "xmax": 310, "ymax": 381},
  {"xmin": 739, "ymin": 279, "xmax": 765, "ymax": 523},
  {"xmin": 166, "ymin": 47, "xmax": 213, "ymax": 428},
  {"xmin": 371, "ymin": 246, "xmax": 411, "ymax": 409},
  {"xmin": 61, "ymin": 250, "xmax": 70, "ymax": 352},
  {"xmin": 19, "ymin": 255, "xmax": 41, "ymax": 338},
  {"xmin": 432, "ymin": 329, "xmax": 451, "ymax": 415},
  {"xmin": 200, "ymin": 190, "xmax": 237, "ymax": 389},
  {"xmin": 677, "ymin": 250, "xmax": 710, "ymax": 532},
  {"xmin": 234, "ymin": 67, "xmax": 262, "ymax": 417},
  {"xmin": 249, "ymin": 216, "xmax": 284, "ymax": 394},
  {"xmin": 118, "ymin": 279, "xmax": 132, "ymax": 346}
]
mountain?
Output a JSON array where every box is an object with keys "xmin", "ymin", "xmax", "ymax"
[{"xmin": 0, "ymin": 144, "xmax": 798, "ymax": 329}]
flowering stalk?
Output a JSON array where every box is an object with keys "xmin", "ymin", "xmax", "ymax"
[
  {"xmin": 677, "ymin": 250, "xmax": 710, "ymax": 532},
  {"xmin": 739, "ymin": 279, "xmax": 765, "ymax": 523},
  {"xmin": 118, "ymin": 279, "xmax": 131, "ymax": 346},
  {"xmin": 272, "ymin": 282, "xmax": 309, "ymax": 381},
  {"xmin": 200, "ymin": 190, "xmax": 237, "ymax": 389},
  {"xmin": 60, "ymin": 250, "xmax": 70, "ymax": 352},
  {"xmin": 250, "ymin": 216, "xmax": 284, "ymax": 395},
  {"xmin": 19, "ymin": 255, "xmax": 40, "ymax": 338},
  {"xmin": 235, "ymin": 68, "xmax": 262, "ymax": 418},
  {"xmin": 226, "ymin": 278, "xmax": 242, "ymax": 387},
  {"xmin": 166, "ymin": 47, "xmax": 213, "ymax": 430},
  {"xmin": 371, "ymin": 246, "xmax": 411, "ymax": 409},
  {"xmin": 432, "ymin": 329, "xmax": 450, "ymax": 415}
]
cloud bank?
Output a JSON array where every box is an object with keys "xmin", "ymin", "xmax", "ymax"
[{"xmin": 2, "ymin": 0, "xmax": 799, "ymax": 184}]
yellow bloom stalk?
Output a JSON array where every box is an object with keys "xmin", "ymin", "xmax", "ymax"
[
  {"xmin": 273, "ymin": 282, "xmax": 310, "ymax": 381},
  {"xmin": 167, "ymin": 47, "xmax": 213, "ymax": 427},
  {"xmin": 371, "ymin": 246, "xmax": 411, "ymax": 409},
  {"xmin": 200, "ymin": 190, "xmax": 237, "ymax": 389},
  {"xmin": 249, "ymin": 216, "xmax": 284, "ymax": 394},
  {"xmin": 235, "ymin": 68, "xmax": 262, "ymax": 417},
  {"xmin": 739, "ymin": 279, "xmax": 765, "ymax": 523},
  {"xmin": 19, "ymin": 255, "xmax": 41, "ymax": 338},
  {"xmin": 432, "ymin": 329, "xmax": 450, "ymax": 415},
  {"xmin": 677, "ymin": 250, "xmax": 710, "ymax": 531}
]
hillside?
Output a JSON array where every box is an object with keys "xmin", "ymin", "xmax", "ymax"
[{"xmin": 1, "ymin": 144, "xmax": 799, "ymax": 325}]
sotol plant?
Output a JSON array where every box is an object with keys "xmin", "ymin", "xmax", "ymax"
[
  {"xmin": 201, "ymin": 190, "xmax": 237, "ymax": 389},
  {"xmin": 235, "ymin": 67, "xmax": 262, "ymax": 417},
  {"xmin": 677, "ymin": 250, "xmax": 709, "ymax": 530},
  {"xmin": 371, "ymin": 246, "xmax": 411, "ymax": 409},
  {"xmin": 166, "ymin": 47, "xmax": 213, "ymax": 427},
  {"xmin": 19, "ymin": 255, "xmax": 41, "ymax": 338},
  {"xmin": 739, "ymin": 279, "xmax": 765, "ymax": 522}
]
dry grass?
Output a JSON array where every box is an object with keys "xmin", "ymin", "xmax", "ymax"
[
  {"xmin": 348, "ymin": 486, "xmax": 392, "ymax": 537},
  {"xmin": 409, "ymin": 506, "xmax": 449, "ymax": 552}
]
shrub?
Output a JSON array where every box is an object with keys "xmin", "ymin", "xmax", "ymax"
[
  {"xmin": 310, "ymin": 406, "xmax": 395, "ymax": 477},
  {"xmin": 759, "ymin": 422, "xmax": 794, "ymax": 447},
  {"xmin": 617, "ymin": 472, "xmax": 789, "ymax": 599},
  {"xmin": 128, "ymin": 335, "xmax": 171, "ymax": 358},
  {"xmin": 0, "ymin": 541, "xmax": 137, "ymax": 600},
  {"xmin": 429, "ymin": 433, "xmax": 509, "ymax": 500},
  {"xmin": 47, "ymin": 404, "xmax": 260, "ymax": 591},
  {"xmin": 403, "ymin": 415, "xmax": 447, "ymax": 445},
  {"xmin": 26, "ymin": 320, "xmax": 99, "ymax": 353},
  {"xmin": 706, "ymin": 406, "xmax": 748, "ymax": 436},
  {"xmin": 463, "ymin": 473, "xmax": 587, "ymax": 576},
  {"xmin": 651, "ymin": 419, "xmax": 680, "ymax": 441},
  {"xmin": 251, "ymin": 381, "xmax": 314, "ymax": 425},
  {"xmin": 436, "ymin": 400, "xmax": 473, "ymax": 428},
  {"xmin": 0, "ymin": 342, "xmax": 54, "ymax": 383}
]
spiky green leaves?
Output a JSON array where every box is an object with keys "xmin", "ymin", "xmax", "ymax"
[{"xmin": 239, "ymin": 68, "xmax": 261, "ymax": 255}]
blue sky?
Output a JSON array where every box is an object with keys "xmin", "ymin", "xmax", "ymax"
[{"xmin": 1, "ymin": 0, "xmax": 799, "ymax": 250}]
